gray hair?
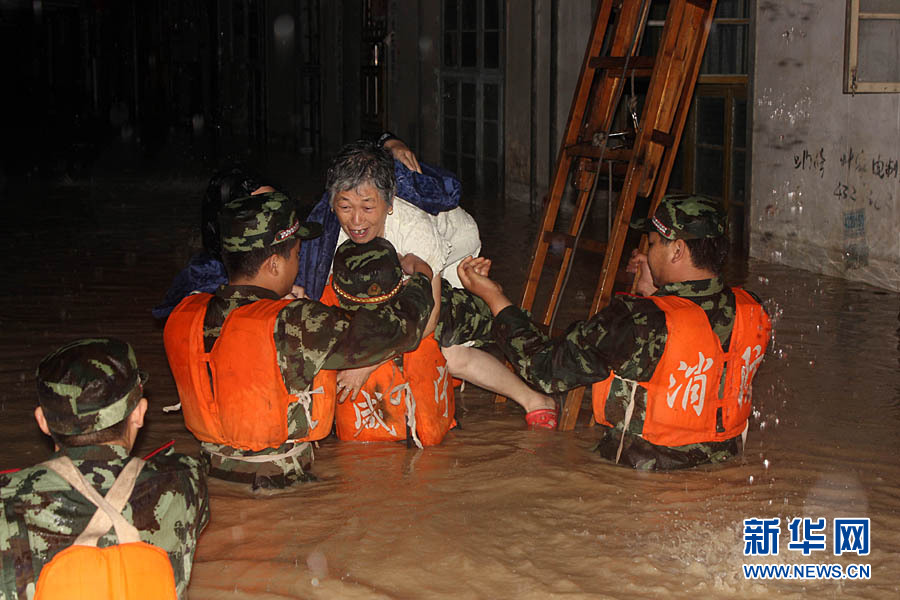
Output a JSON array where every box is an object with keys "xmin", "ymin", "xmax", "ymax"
[{"xmin": 326, "ymin": 140, "xmax": 396, "ymax": 207}]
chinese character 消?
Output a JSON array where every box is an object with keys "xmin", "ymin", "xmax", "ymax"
[{"xmin": 667, "ymin": 352, "xmax": 713, "ymax": 416}]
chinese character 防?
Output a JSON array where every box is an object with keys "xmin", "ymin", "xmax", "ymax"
[{"xmin": 738, "ymin": 345, "xmax": 765, "ymax": 407}]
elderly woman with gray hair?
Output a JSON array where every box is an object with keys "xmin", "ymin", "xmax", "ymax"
[{"xmin": 301, "ymin": 139, "xmax": 557, "ymax": 429}]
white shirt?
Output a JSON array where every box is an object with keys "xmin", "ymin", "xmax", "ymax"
[{"xmin": 334, "ymin": 197, "xmax": 481, "ymax": 288}]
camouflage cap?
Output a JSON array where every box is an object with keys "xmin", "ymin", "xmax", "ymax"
[
  {"xmin": 36, "ymin": 338, "xmax": 147, "ymax": 436},
  {"xmin": 219, "ymin": 191, "xmax": 322, "ymax": 253},
  {"xmin": 332, "ymin": 237, "xmax": 404, "ymax": 311},
  {"xmin": 631, "ymin": 194, "xmax": 726, "ymax": 240}
]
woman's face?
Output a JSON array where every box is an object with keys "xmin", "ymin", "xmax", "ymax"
[{"xmin": 332, "ymin": 182, "xmax": 390, "ymax": 244}]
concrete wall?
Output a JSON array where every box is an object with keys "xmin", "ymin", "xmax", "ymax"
[
  {"xmin": 504, "ymin": 0, "xmax": 551, "ymax": 204},
  {"xmin": 750, "ymin": 1, "xmax": 900, "ymax": 291},
  {"xmin": 504, "ymin": 0, "xmax": 595, "ymax": 204},
  {"xmin": 387, "ymin": 0, "xmax": 442, "ymax": 163}
]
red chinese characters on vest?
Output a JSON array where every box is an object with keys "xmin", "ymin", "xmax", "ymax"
[
  {"xmin": 164, "ymin": 294, "xmax": 335, "ymax": 451},
  {"xmin": 592, "ymin": 288, "xmax": 771, "ymax": 447}
]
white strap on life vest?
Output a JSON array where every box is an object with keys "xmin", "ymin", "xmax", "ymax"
[
  {"xmin": 395, "ymin": 382, "xmax": 422, "ymax": 449},
  {"xmin": 614, "ymin": 376, "xmax": 640, "ymax": 464},
  {"xmin": 203, "ymin": 441, "xmax": 311, "ymax": 463},
  {"xmin": 295, "ymin": 385, "xmax": 325, "ymax": 431},
  {"xmin": 41, "ymin": 456, "xmax": 146, "ymax": 546}
]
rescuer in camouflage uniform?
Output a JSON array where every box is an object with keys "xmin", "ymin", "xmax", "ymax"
[
  {"xmin": 332, "ymin": 236, "xmax": 494, "ymax": 350},
  {"xmin": 168, "ymin": 192, "xmax": 435, "ymax": 488},
  {"xmin": 458, "ymin": 195, "xmax": 771, "ymax": 470},
  {"xmin": 0, "ymin": 338, "xmax": 210, "ymax": 599}
]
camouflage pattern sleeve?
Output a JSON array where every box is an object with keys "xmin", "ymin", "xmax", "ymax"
[
  {"xmin": 434, "ymin": 278, "xmax": 495, "ymax": 348},
  {"xmin": 0, "ymin": 474, "xmax": 26, "ymax": 600},
  {"xmin": 153, "ymin": 450, "xmax": 210, "ymax": 598},
  {"xmin": 275, "ymin": 273, "xmax": 434, "ymax": 392},
  {"xmin": 491, "ymin": 297, "xmax": 658, "ymax": 394},
  {"xmin": 321, "ymin": 273, "xmax": 434, "ymax": 370}
]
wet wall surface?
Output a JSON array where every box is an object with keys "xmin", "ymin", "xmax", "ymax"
[
  {"xmin": 751, "ymin": 0, "xmax": 900, "ymax": 292},
  {"xmin": 1, "ymin": 162, "xmax": 899, "ymax": 598}
]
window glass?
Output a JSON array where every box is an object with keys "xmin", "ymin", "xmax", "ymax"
[
  {"xmin": 697, "ymin": 97, "xmax": 725, "ymax": 146},
  {"xmin": 857, "ymin": 20, "xmax": 900, "ymax": 81}
]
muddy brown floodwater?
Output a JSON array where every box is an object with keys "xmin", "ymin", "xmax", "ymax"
[{"xmin": 1, "ymin": 165, "xmax": 899, "ymax": 599}]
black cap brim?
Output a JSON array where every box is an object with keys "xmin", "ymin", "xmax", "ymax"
[
  {"xmin": 630, "ymin": 217, "xmax": 653, "ymax": 233},
  {"xmin": 297, "ymin": 221, "xmax": 323, "ymax": 241}
]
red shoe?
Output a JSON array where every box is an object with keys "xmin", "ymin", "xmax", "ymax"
[{"xmin": 525, "ymin": 408, "xmax": 558, "ymax": 430}]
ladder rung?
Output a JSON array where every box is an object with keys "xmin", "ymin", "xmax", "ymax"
[
  {"xmin": 565, "ymin": 144, "xmax": 632, "ymax": 162},
  {"xmin": 650, "ymin": 129, "xmax": 675, "ymax": 147},
  {"xmin": 542, "ymin": 231, "xmax": 607, "ymax": 255},
  {"xmin": 589, "ymin": 56, "xmax": 655, "ymax": 71}
]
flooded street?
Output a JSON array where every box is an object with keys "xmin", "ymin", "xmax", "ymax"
[{"xmin": 1, "ymin": 161, "xmax": 899, "ymax": 599}]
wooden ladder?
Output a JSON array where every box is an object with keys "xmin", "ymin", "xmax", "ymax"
[{"xmin": 501, "ymin": 0, "xmax": 719, "ymax": 430}]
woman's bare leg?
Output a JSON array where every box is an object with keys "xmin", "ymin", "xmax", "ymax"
[{"xmin": 442, "ymin": 345, "xmax": 555, "ymax": 413}]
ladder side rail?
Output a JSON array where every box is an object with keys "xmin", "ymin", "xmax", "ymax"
[
  {"xmin": 539, "ymin": 0, "xmax": 653, "ymax": 326},
  {"xmin": 637, "ymin": 1, "xmax": 717, "ymax": 196},
  {"xmin": 558, "ymin": 1, "xmax": 721, "ymax": 430},
  {"xmin": 581, "ymin": 0, "xmax": 652, "ymax": 137},
  {"xmin": 598, "ymin": 0, "xmax": 718, "ymax": 309},
  {"xmin": 628, "ymin": 1, "xmax": 720, "ymax": 297},
  {"xmin": 518, "ymin": 0, "xmax": 616, "ymax": 313},
  {"xmin": 590, "ymin": 0, "xmax": 697, "ymax": 315}
]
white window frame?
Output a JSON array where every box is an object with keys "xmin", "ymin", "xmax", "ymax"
[{"xmin": 844, "ymin": 0, "xmax": 900, "ymax": 93}]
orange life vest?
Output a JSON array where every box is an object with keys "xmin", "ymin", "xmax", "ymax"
[
  {"xmin": 164, "ymin": 293, "xmax": 335, "ymax": 451},
  {"xmin": 592, "ymin": 288, "xmax": 771, "ymax": 447},
  {"xmin": 320, "ymin": 280, "xmax": 456, "ymax": 447},
  {"xmin": 34, "ymin": 457, "xmax": 177, "ymax": 600}
]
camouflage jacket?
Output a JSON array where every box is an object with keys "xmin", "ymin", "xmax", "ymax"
[
  {"xmin": 434, "ymin": 278, "xmax": 495, "ymax": 348},
  {"xmin": 197, "ymin": 276, "xmax": 432, "ymax": 486},
  {"xmin": 493, "ymin": 277, "xmax": 767, "ymax": 470},
  {"xmin": 0, "ymin": 444, "xmax": 209, "ymax": 599}
]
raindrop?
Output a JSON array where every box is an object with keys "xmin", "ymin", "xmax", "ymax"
[
  {"xmin": 307, "ymin": 549, "xmax": 328, "ymax": 579},
  {"xmin": 749, "ymin": 475, "xmax": 755, "ymax": 484},
  {"xmin": 763, "ymin": 459, "xmax": 770, "ymax": 469}
]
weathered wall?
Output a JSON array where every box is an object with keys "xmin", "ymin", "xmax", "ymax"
[
  {"xmin": 504, "ymin": 0, "xmax": 552, "ymax": 203},
  {"xmin": 387, "ymin": 0, "xmax": 442, "ymax": 163},
  {"xmin": 504, "ymin": 0, "xmax": 595, "ymax": 204},
  {"xmin": 750, "ymin": 1, "xmax": 900, "ymax": 291}
]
